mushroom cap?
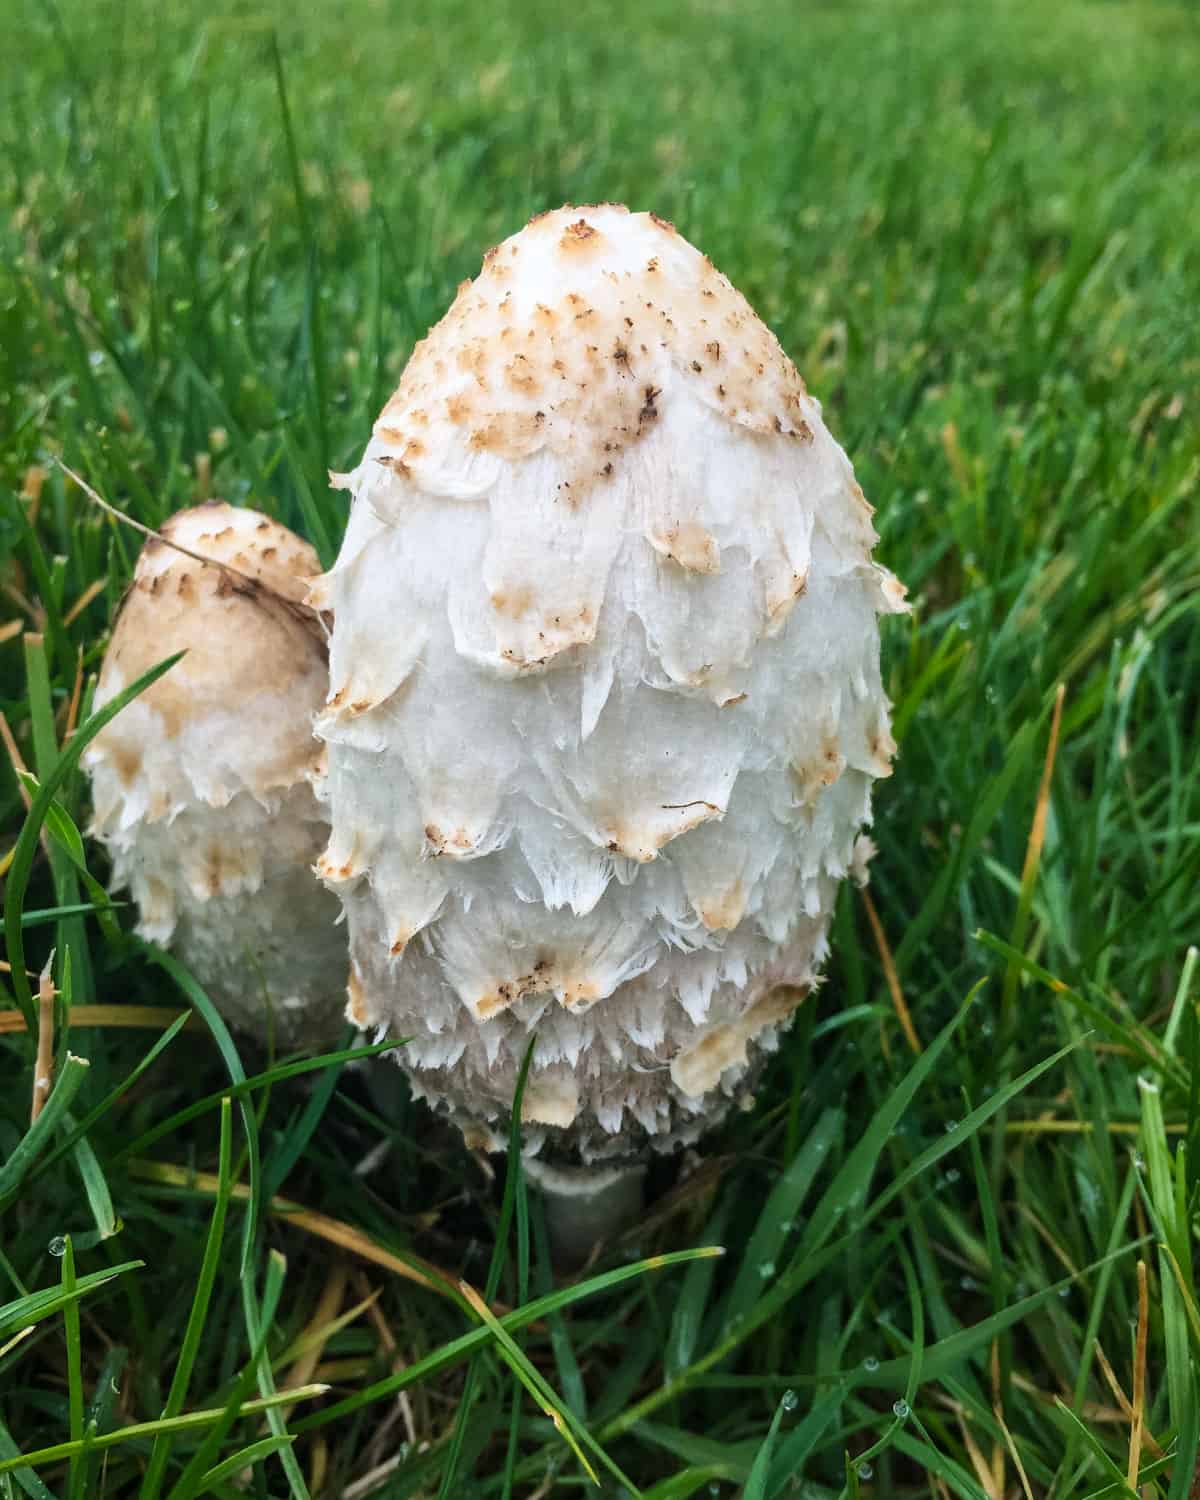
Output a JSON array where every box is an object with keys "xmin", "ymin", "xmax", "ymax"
[
  {"xmin": 315, "ymin": 205, "xmax": 907, "ymax": 1158},
  {"xmin": 95, "ymin": 503, "xmax": 325, "ymax": 801},
  {"xmin": 85, "ymin": 502, "xmax": 347, "ymax": 1047}
]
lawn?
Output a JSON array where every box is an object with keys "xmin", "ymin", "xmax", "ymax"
[{"xmin": 2, "ymin": 0, "xmax": 1199, "ymax": 1492}]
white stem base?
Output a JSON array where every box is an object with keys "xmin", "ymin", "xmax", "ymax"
[{"xmin": 524, "ymin": 1158, "xmax": 647, "ymax": 1266}]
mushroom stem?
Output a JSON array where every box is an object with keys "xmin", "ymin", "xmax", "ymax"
[{"xmin": 523, "ymin": 1158, "xmax": 647, "ymax": 1268}]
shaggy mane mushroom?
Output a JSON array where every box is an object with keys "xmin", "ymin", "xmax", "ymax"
[
  {"xmin": 85, "ymin": 502, "xmax": 347, "ymax": 1048},
  {"xmin": 313, "ymin": 203, "xmax": 907, "ymax": 1217}
]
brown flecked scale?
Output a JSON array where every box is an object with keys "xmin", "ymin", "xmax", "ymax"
[{"xmin": 371, "ymin": 204, "xmax": 811, "ymax": 496}]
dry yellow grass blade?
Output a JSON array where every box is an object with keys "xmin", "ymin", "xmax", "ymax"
[
  {"xmin": 279, "ymin": 1260, "xmax": 350, "ymax": 1426},
  {"xmin": 1084, "ymin": 1340, "xmax": 1163, "ymax": 1458},
  {"xmin": 62, "ymin": 577, "xmax": 107, "ymax": 626},
  {"xmin": 20, "ymin": 465, "xmax": 46, "ymax": 515},
  {"xmin": 354, "ymin": 1268, "xmax": 419, "ymax": 1449},
  {"xmin": 993, "ymin": 1401, "xmax": 1034, "ymax": 1500},
  {"xmin": 127, "ymin": 1158, "xmax": 475, "ymax": 1306},
  {"xmin": 0, "ymin": 706, "xmax": 50, "ymax": 859},
  {"xmin": 1004, "ymin": 1119, "xmax": 1186, "ymax": 1135},
  {"xmin": 1126, "ymin": 1260, "xmax": 1148, "ymax": 1489},
  {"xmin": 308, "ymin": 1435, "xmax": 329, "ymax": 1498},
  {"xmin": 955, "ymin": 1411, "xmax": 1002, "ymax": 1500},
  {"xmin": 860, "ymin": 884, "xmax": 921, "ymax": 1053},
  {"xmin": 1023, "ymin": 683, "xmax": 1065, "ymax": 896},
  {"xmin": 0, "ymin": 1005, "xmax": 202, "ymax": 1035},
  {"xmin": 29, "ymin": 956, "xmax": 56, "ymax": 1126},
  {"xmin": 0, "ymin": 1327, "xmax": 36, "ymax": 1361},
  {"xmin": 1002, "ymin": 682, "xmax": 1066, "ymax": 1020},
  {"xmin": 64, "ymin": 647, "xmax": 85, "ymax": 738},
  {"xmin": 1015, "ymin": 1203, "xmax": 1077, "ymax": 1277}
]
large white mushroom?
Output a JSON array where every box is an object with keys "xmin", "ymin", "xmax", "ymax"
[
  {"xmin": 85, "ymin": 503, "xmax": 347, "ymax": 1048},
  {"xmin": 314, "ymin": 204, "xmax": 907, "ymax": 1167}
]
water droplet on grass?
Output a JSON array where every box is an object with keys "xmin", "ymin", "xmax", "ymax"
[
  {"xmin": 758, "ymin": 1260, "xmax": 776, "ymax": 1279},
  {"xmin": 857, "ymin": 1461, "xmax": 874, "ymax": 1480},
  {"xmin": 781, "ymin": 1389, "xmax": 799, "ymax": 1411},
  {"xmin": 863, "ymin": 1355, "xmax": 880, "ymax": 1372},
  {"xmin": 892, "ymin": 1399, "xmax": 910, "ymax": 1419},
  {"xmin": 48, "ymin": 1236, "xmax": 67, "ymax": 1258}
]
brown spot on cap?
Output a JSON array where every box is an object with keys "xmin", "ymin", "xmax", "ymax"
[{"xmin": 560, "ymin": 217, "xmax": 600, "ymax": 250}]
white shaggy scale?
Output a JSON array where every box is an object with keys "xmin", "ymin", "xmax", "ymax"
[
  {"xmin": 315, "ymin": 205, "xmax": 907, "ymax": 1160},
  {"xmin": 86, "ymin": 503, "xmax": 347, "ymax": 1048}
]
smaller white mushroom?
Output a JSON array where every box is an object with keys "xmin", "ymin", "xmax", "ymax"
[{"xmin": 85, "ymin": 502, "xmax": 347, "ymax": 1047}]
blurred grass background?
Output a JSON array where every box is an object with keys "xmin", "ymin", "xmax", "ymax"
[{"xmin": 1, "ymin": 0, "xmax": 1199, "ymax": 1493}]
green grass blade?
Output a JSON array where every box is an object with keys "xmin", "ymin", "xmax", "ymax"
[
  {"xmin": 293, "ymin": 1246, "xmax": 722, "ymax": 1433},
  {"xmin": 0, "ymin": 1387, "xmax": 326, "ymax": 1479},
  {"xmin": 3, "ymin": 653, "xmax": 184, "ymax": 1027},
  {"xmin": 141, "ymin": 946, "xmax": 261, "ymax": 1273},
  {"xmin": 436, "ymin": 1038, "xmax": 537, "ymax": 1498},
  {"xmin": 32, "ymin": 1013, "xmax": 192, "ymax": 1183},
  {"xmin": 60, "ymin": 1239, "xmax": 83, "ymax": 1498},
  {"xmin": 196, "ymin": 1436, "xmax": 296, "ymax": 1493},
  {"xmin": 722, "ymin": 1106, "xmax": 842, "ymax": 1330},
  {"xmin": 742, "ymin": 1394, "xmax": 788, "ymax": 1500},
  {"xmin": 139, "ymin": 1098, "xmax": 234, "ymax": 1500},
  {"xmin": 115, "ymin": 1036, "xmax": 404, "ymax": 1166},
  {"xmin": 0, "ymin": 1053, "xmax": 91, "ymax": 1203},
  {"xmin": 797, "ymin": 986, "xmax": 983, "ymax": 1261}
]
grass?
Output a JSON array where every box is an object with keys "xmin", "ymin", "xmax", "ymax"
[{"xmin": 1, "ymin": 0, "xmax": 1198, "ymax": 1492}]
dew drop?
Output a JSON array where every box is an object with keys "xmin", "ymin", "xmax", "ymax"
[
  {"xmin": 1136, "ymin": 1071, "xmax": 1160, "ymax": 1096},
  {"xmin": 892, "ymin": 1399, "xmax": 910, "ymax": 1419},
  {"xmin": 781, "ymin": 1388, "xmax": 799, "ymax": 1411},
  {"xmin": 857, "ymin": 1461, "xmax": 874, "ymax": 1480},
  {"xmin": 48, "ymin": 1236, "xmax": 67, "ymax": 1258},
  {"xmin": 945, "ymin": 1119, "xmax": 959, "ymax": 1132},
  {"xmin": 758, "ymin": 1260, "xmax": 776, "ymax": 1279},
  {"xmin": 863, "ymin": 1355, "xmax": 880, "ymax": 1372}
]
